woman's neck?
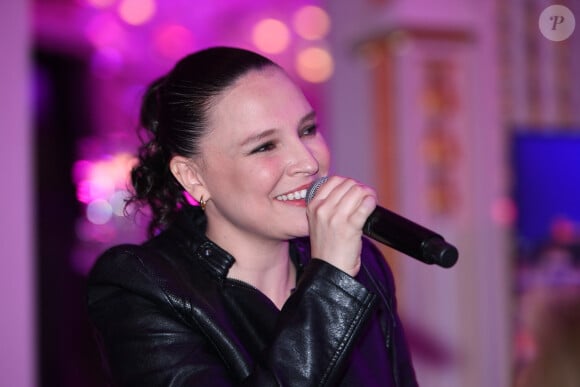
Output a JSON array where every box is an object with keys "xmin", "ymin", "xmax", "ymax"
[
  {"xmin": 229, "ymin": 242, "xmax": 296, "ymax": 309},
  {"xmin": 206, "ymin": 224, "xmax": 296, "ymax": 310}
]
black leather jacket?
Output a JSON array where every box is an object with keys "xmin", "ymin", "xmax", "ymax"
[{"xmin": 88, "ymin": 206, "xmax": 418, "ymax": 386}]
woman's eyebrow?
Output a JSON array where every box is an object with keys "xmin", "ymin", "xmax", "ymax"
[
  {"xmin": 299, "ymin": 111, "xmax": 316, "ymax": 126},
  {"xmin": 239, "ymin": 111, "xmax": 316, "ymax": 147},
  {"xmin": 239, "ymin": 128, "xmax": 277, "ymax": 147}
]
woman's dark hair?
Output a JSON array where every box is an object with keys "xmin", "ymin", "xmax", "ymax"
[{"xmin": 128, "ymin": 46, "xmax": 278, "ymax": 236}]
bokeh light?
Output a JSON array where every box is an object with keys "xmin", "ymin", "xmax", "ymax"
[
  {"xmin": 153, "ymin": 24, "xmax": 195, "ymax": 60},
  {"xmin": 85, "ymin": 13, "xmax": 126, "ymax": 49},
  {"xmin": 76, "ymin": 180, "xmax": 93, "ymax": 204},
  {"xmin": 85, "ymin": 0, "xmax": 116, "ymax": 9},
  {"xmin": 86, "ymin": 199, "xmax": 114, "ymax": 225},
  {"xmin": 118, "ymin": 0, "xmax": 156, "ymax": 26},
  {"xmin": 90, "ymin": 47, "xmax": 124, "ymax": 78},
  {"xmin": 252, "ymin": 18, "xmax": 290, "ymax": 54},
  {"xmin": 87, "ymin": 173, "xmax": 116, "ymax": 202},
  {"xmin": 72, "ymin": 160, "xmax": 91, "ymax": 184},
  {"xmin": 491, "ymin": 197, "xmax": 517, "ymax": 226},
  {"xmin": 293, "ymin": 5, "xmax": 330, "ymax": 40},
  {"xmin": 550, "ymin": 216, "xmax": 576, "ymax": 244},
  {"xmin": 295, "ymin": 46, "xmax": 334, "ymax": 83},
  {"xmin": 110, "ymin": 190, "xmax": 131, "ymax": 216},
  {"xmin": 74, "ymin": 153, "xmax": 136, "ymax": 210}
]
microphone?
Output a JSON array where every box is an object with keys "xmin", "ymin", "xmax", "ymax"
[{"xmin": 306, "ymin": 177, "xmax": 458, "ymax": 268}]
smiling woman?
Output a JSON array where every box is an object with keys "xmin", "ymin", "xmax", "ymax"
[{"xmin": 87, "ymin": 46, "xmax": 418, "ymax": 386}]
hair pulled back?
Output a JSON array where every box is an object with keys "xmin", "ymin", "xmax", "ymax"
[{"xmin": 128, "ymin": 46, "xmax": 277, "ymax": 236}]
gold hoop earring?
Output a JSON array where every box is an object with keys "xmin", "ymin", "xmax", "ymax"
[{"xmin": 199, "ymin": 196, "xmax": 206, "ymax": 211}]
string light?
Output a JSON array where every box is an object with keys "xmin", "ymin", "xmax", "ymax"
[
  {"xmin": 293, "ymin": 5, "xmax": 330, "ymax": 40},
  {"xmin": 153, "ymin": 24, "xmax": 195, "ymax": 60},
  {"xmin": 85, "ymin": 13, "xmax": 125, "ymax": 49},
  {"xmin": 118, "ymin": 0, "xmax": 156, "ymax": 26},
  {"xmin": 295, "ymin": 46, "xmax": 334, "ymax": 83},
  {"xmin": 252, "ymin": 18, "xmax": 290, "ymax": 54},
  {"xmin": 85, "ymin": 0, "xmax": 116, "ymax": 9}
]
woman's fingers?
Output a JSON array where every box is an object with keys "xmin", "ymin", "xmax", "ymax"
[{"xmin": 306, "ymin": 176, "xmax": 376, "ymax": 277}]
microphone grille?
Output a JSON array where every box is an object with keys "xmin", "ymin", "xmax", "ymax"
[{"xmin": 305, "ymin": 176, "xmax": 328, "ymax": 204}]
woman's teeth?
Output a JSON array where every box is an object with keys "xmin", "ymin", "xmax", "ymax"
[{"xmin": 276, "ymin": 189, "xmax": 307, "ymax": 201}]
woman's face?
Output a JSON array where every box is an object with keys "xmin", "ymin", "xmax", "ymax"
[{"xmin": 197, "ymin": 66, "xmax": 330, "ymax": 244}]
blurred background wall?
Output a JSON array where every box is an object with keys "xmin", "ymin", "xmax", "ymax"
[
  {"xmin": 3, "ymin": 0, "xmax": 579, "ymax": 386},
  {"xmin": 1, "ymin": 1, "xmax": 35, "ymax": 387}
]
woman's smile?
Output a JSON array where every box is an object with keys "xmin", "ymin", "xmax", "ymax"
[{"xmin": 274, "ymin": 183, "xmax": 311, "ymax": 204}]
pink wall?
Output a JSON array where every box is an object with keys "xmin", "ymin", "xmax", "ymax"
[{"xmin": 0, "ymin": 1, "xmax": 36, "ymax": 386}]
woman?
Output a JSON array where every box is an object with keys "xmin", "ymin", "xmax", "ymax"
[{"xmin": 87, "ymin": 46, "xmax": 418, "ymax": 386}]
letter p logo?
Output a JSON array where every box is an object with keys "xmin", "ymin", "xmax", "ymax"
[
  {"xmin": 551, "ymin": 15, "xmax": 565, "ymax": 30},
  {"xmin": 539, "ymin": 5, "xmax": 576, "ymax": 41}
]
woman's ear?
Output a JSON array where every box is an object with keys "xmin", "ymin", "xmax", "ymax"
[{"xmin": 169, "ymin": 155, "xmax": 208, "ymax": 202}]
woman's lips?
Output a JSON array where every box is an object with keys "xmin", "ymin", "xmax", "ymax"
[{"xmin": 274, "ymin": 184, "xmax": 312, "ymax": 207}]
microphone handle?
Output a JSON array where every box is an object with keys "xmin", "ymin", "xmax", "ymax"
[{"xmin": 363, "ymin": 206, "xmax": 458, "ymax": 268}]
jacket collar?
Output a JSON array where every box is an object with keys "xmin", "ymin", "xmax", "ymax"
[{"xmin": 170, "ymin": 205, "xmax": 310, "ymax": 280}]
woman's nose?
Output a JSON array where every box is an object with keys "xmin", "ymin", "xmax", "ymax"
[{"xmin": 286, "ymin": 141, "xmax": 319, "ymax": 176}]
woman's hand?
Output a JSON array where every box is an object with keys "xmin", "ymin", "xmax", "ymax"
[{"xmin": 306, "ymin": 176, "xmax": 377, "ymax": 277}]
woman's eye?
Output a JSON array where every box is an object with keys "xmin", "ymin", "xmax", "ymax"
[
  {"xmin": 250, "ymin": 141, "xmax": 276, "ymax": 154},
  {"xmin": 301, "ymin": 124, "xmax": 317, "ymax": 137}
]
